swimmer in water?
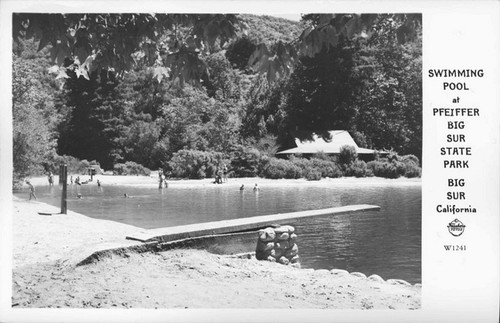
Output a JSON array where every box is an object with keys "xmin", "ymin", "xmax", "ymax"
[
  {"xmin": 240, "ymin": 184, "xmax": 244, "ymax": 191},
  {"xmin": 253, "ymin": 183, "xmax": 260, "ymax": 191},
  {"xmin": 77, "ymin": 193, "xmax": 83, "ymax": 199},
  {"xmin": 124, "ymin": 193, "xmax": 129, "ymax": 198}
]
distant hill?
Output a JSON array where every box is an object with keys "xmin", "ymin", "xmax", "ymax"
[
  {"xmin": 226, "ymin": 14, "xmax": 307, "ymax": 70},
  {"xmin": 238, "ymin": 14, "xmax": 307, "ymax": 45}
]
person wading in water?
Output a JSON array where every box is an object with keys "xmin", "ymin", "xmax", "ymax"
[{"xmin": 26, "ymin": 181, "xmax": 37, "ymax": 200}]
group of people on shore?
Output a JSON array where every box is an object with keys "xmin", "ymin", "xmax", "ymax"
[
  {"xmin": 71, "ymin": 176, "xmax": 92, "ymax": 185},
  {"xmin": 27, "ymin": 166, "xmax": 261, "ymax": 202},
  {"xmin": 213, "ymin": 164, "xmax": 228, "ymax": 184},
  {"xmin": 24, "ymin": 172, "xmax": 101, "ymax": 201}
]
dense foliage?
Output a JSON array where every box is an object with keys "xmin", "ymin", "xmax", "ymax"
[
  {"xmin": 12, "ymin": 14, "xmax": 422, "ymax": 183},
  {"xmin": 113, "ymin": 161, "xmax": 151, "ymax": 176},
  {"xmin": 168, "ymin": 150, "xmax": 226, "ymax": 179},
  {"xmin": 12, "ymin": 41, "xmax": 59, "ymax": 181}
]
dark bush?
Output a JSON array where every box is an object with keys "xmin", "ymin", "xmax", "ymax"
[
  {"xmin": 309, "ymin": 158, "xmax": 342, "ymax": 178},
  {"xmin": 404, "ymin": 162, "xmax": 421, "ymax": 178},
  {"xmin": 261, "ymin": 158, "xmax": 302, "ymax": 179},
  {"xmin": 368, "ymin": 152, "xmax": 421, "ymax": 178},
  {"xmin": 51, "ymin": 155, "xmax": 91, "ymax": 175},
  {"xmin": 393, "ymin": 154, "xmax": 421, "ymax": 178},
  {"xmin": 125, "ymin": 161, "xmax": 151, "ymax": 176},
  {"xmin": 168, "ymin": 149, "xmax": 225, "ymax": 179},
  {"xmin": 287, "ymin": 155, "xmax": 312, "ymax": 170},
  {"xmin": 113, "ymin": 161, "xmax": 151, "ymax": 176},
  {"xmin": 394, "ymin": 161, "xmax": 407, "ymax": 177},
  {"xmin": 230, "ymin": 145, "xmax": 262, "ymax": 177},
  {"xmin": 113, "ymin": 163, "xmax": 127, "ymax": 175},
  {"xmin": 286, "ymin": 155, "xmax": 342, "ymax": 179},
  {"xmin": 351, "ymin": 160, "xmax": 370, "ymax": 177},
  {"xmin": 367, "ymin": 160, "xmax": 400, "ymax": 178},
  {"xmin": 312, "ymin": 152, "xmax": 333, "ymax": 161},
  {"xmin": 400, "ymin": 154, "xmax": 421, "ymax": 177},
  {"xmin": 386, "ymin": 151, "xmax": 400, "ymax": 162},
  {"xmin": 351, "ymin": 131, "xmax": 370, "ymax": 149},
  {"xmin": 304, "ymin": 169, "xmax": 322, "ymax": 181},
  {"xmin": 401, "ymin": 154, "xmax": 420, "ymax": 166},
  {"xmin": 338, "ymin": 145, "xmax": 358, "ymax": 166}
]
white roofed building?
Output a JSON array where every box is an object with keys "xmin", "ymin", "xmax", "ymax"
[{"xmin": 276, "ymin": 130, "xmax": 382, "ymax": 156}]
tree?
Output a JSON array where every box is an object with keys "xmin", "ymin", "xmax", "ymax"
[
  {"xmin": 279, "ymin": 37, "xmax": 358, "ymax": 144},
  {"xmin": 13, "ymin": 14, "xmax": 242, "ymax": 86},
  {"xmin": 248, "ymin": 14, "xmax": 421, "ymax": 82},
  {"xmin": 160, "ymin": 86, "xmax": 240, "ymax": 155},
  {"xmin": 12, "ymin": 13, "xmax": 422, "ymax": 176},
  {"xmin": 118, "ymin": 67, "xmax": 171, "ymax": 121},
  {"xmin": 13, "ymin": 99, "xmax": 56, "ymax": 179},
  {"xmin": 120, "ymin": 120, "xmax": 165, "ymax": 169},
  {"xmin": 203, "ymin": 52, "xmax": 244, "ymax": 101},
  {"xmin": 240, "ymin": 75, "xmax": 288, "ymax": 140},
  {"xmin": 226, "ymin": 36, "xmax": 256, "ymax": 70},
  {"xmin": 252, "ymin": 14, "xmax": 422, "ymax": 159},
  {"xmin": 56, "ymin": 68, "xmax": 125, "ymax": 169},
  {"xmin": 12, "ymin": 40, "xmax": 59, "ymax": 180},
  {"xmin": 351, "ymin": 15, "xmax": 422, "ymax": 158},
  {"xmin": 13, "ymin": 13, "xmax": 421, "ymax": 85}
]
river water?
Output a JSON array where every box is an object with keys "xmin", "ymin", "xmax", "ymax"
[{"xmin": 14, "ymin": 181, "xmax": 421, "ymax": 284}]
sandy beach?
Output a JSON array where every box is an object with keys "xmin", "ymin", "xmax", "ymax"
[
  {"xmin": 11, "ymin": 176, "xmax": 421, "ymax": 309},
  {"xmin": 24, "ymin": 173, "xmax": 422, "ymax": 189}
]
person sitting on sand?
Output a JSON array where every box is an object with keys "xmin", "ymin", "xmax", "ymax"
[
  {"xmin": 240, "ymin": 184, "xmax": 245, "ymax": 191},
  {"xmin": 26, "ymin": 181, "xmax": 37, "ymax": 200},
  {"xmin": 75, "ymin": 176, "xmax": 81, "ymax": 185}
]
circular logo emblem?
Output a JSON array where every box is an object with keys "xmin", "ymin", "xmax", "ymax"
[{"xmin": 448, "ymin": 219, "xmax": 466, "ymax": 237}]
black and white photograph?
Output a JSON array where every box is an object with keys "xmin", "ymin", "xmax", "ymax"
[{"xmin": 0, "ymin": 1, "xmax": 498, "ymax": 323}]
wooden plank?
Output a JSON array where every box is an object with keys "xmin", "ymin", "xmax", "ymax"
[
  {"xmin": 126, "ymin": 204, "xmax": 380, "ymax": 243},
  {"xmin": 38, "ymin": 212, "xmax": 59, "ymax": 216}
]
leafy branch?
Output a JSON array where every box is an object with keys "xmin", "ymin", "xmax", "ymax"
[
  {"xmin": 14, "ymin": 13, "xmax": 421, "ymax": 85},
  {"xmin": 13, "ymin": 13, "xmax": 242, "ymax": 85},
  {"xmin": 247, "ymin": 13, "xmax": 421, "ymax": 82}
]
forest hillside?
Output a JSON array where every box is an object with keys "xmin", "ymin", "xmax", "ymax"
[{"xmin": 12, "ymin": 13, "xmax": 422, "ymax": 182}]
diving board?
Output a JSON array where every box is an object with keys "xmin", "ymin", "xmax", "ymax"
[{"xmin": 126, "ymin": 204, "xmax": 380, "ymax": 243}]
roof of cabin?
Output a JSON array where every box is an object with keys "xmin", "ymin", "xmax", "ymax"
[{"xmin": 276, "ymin": 130, "xmax": 377, "ymax": 155}]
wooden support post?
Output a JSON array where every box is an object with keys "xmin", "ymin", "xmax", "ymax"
[
  {"xmin": 58, "ymin": 165, "xmax": 63, "ymax": 184},
  {"xmin": 60, "ymin": 164, "xmax": 67, "ymax": 214}
]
